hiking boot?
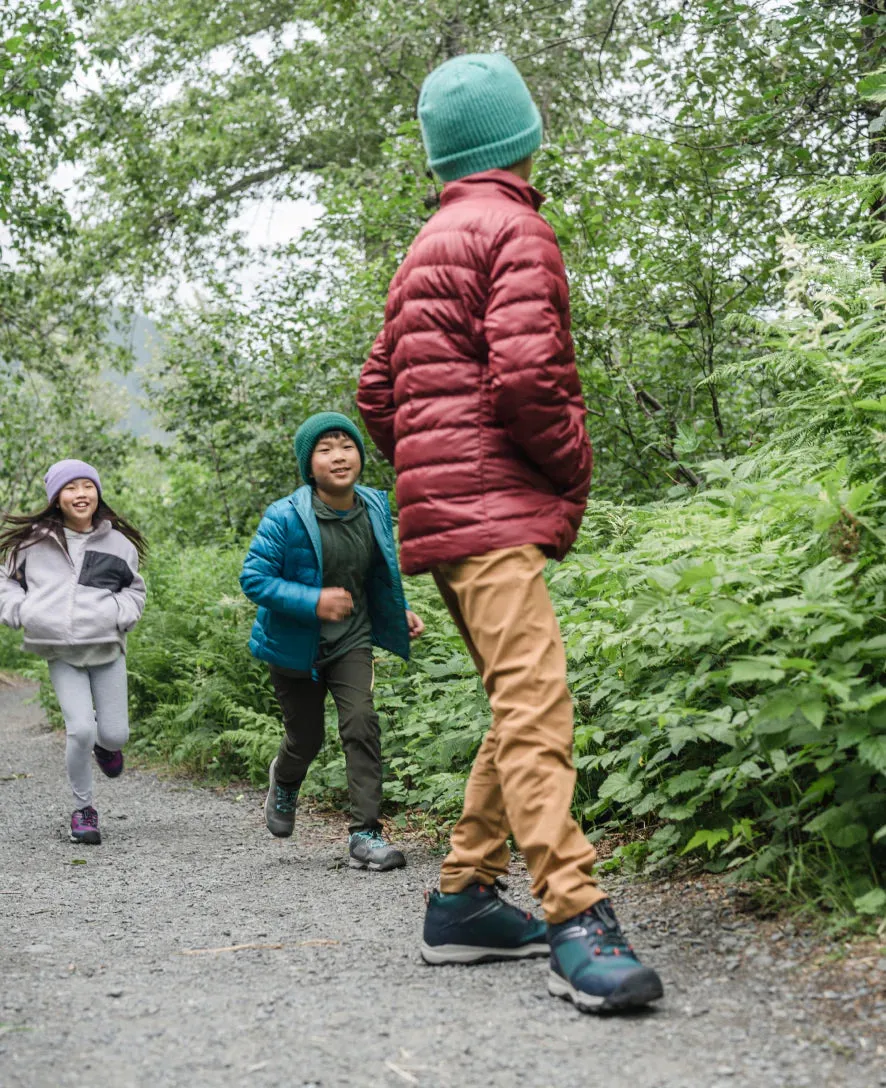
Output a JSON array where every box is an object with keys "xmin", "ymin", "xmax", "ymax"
[
  {"xmin": 421, "ymin": 882, "xmax": 548, "ymax": 965},
  {"xmin": 264, "ymin": 758, "xmax": 299, "ymax": 838},
  {"xmin": 70, "ymin": 806, "xmax": 101, "ymax": 845},
  {"xmin": 348, "ymin": 829, "xmax": 406, "ymax": 872},
  {"xmin": 548, "ymin": 898, "xmax": 664, "ymax": 1012},
  {"xmin": 94, "ymin": 744, "xmax": 124, "ymax": 778}
]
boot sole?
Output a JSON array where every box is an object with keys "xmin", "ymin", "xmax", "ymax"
[
  {"xmin": 348, "ymin": 855, "xmax": 406, "ymax": 872},
  {"xmin": 70, "ymin": 832, "xmax": 101, "ymax": 845},
  {"xmin": 548, "ymin": 968, "xmax": 663, "ymax": 1012},
  {"xmin": 265, "ymin": 808, "xmax": 294, "ymax": 838},
  {"xmin": 421, "ymin": 940, "xmax": 549, "ymax": 965}
]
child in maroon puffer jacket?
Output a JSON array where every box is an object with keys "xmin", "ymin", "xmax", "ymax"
[{"xmin": 358, "ymin": 53, "xmax": 663, "ymax": 1012}]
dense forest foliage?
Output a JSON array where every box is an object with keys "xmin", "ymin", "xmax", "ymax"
[{"xmin": 1, "ymin": 0, "xmax": 885, "ymax": 919}]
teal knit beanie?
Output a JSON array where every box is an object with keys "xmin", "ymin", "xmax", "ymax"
[
  {"xmin": 418, "ymin": 54, "xmax": 542, "ymax": 182},
  {"xmin": 293, "ymin": 412, "xmax": 366, "ymax": 484}
]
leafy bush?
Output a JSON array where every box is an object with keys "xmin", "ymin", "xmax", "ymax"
[
  {"xmin": 562, "ymin": 474, "xmax": 885, "ymax": 916},
  {"xmin": 122, "ymin": 545, "xmax": 281, "ymax": 779},
  {"xmin": 559, "ymin": 244, "xmax": 886, "ymax": 915}
]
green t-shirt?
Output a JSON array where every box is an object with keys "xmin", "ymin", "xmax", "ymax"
[{"xmin": 312, "ymin": 491, "xmax": 375, "ymax": 667}]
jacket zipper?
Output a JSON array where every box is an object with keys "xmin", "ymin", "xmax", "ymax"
[
  {"xmin": 46, "ymin": 525, "xmax": 107, "ymax": 644},
  {"xmin": 42, "ymin": 530, "xmax": 77, "ymax": 643},
  {"xmin": 292, "ymin": 496, "xmax": 323, "ymax": 681}
]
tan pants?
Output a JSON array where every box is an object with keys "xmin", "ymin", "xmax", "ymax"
[{"xmin": 432, "ymin": 545, "xmax": 604, "ymax": 924}]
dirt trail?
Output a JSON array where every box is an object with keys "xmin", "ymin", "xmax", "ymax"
[{"xmin": 1, "ymin": 681, "xmax": 883, "ymax": 1088}]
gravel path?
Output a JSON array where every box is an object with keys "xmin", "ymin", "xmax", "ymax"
[{"xmin": 1, "ymin": 681, "xmax": 883, "ymax": 1088}]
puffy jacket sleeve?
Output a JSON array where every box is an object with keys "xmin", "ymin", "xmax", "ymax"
[
  {"xmin": 358, "ymin": 326, "xmax": 396, "ymax": 463},
  {"xmin": 114, "ymin": 544, "xmax": 146, "ymax": 632},
  {"xmin": 239, "ymin": 506, "xmax": 321, "ymax": 622},
  {"xmin": 484, "ymin": 214, "xmax": 593, "ymax": 503},
  {"xmin": 0, "ymin": 558, "xmax": 26, "ymax": 629}
]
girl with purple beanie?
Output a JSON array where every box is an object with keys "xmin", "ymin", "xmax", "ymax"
[{"xmin": 0, "ymin": 460, "xmax": 146, "ymax": 844}]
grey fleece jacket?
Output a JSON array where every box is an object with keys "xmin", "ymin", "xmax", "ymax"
[{"xmin": 0, "ymin": 519, "xmax": 146, "ymax": 655}]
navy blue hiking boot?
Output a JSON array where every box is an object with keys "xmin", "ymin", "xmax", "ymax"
[
  {"xmin": 548, "ymin": 899, "xmax": 663, "ymax": 1012},
  {"xmin": 421, "ymin": 882, "xmax": 548, "ymax": 965},
  {"xmin": 264, "ymin": 758, "xmax": 299, "ymax": 838}
]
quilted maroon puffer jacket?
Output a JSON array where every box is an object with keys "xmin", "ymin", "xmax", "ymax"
[{"xmin": 357, "ymin": 169, "xmax": 592, "ymax": 575}]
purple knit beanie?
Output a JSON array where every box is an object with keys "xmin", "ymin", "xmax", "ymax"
[{"xmin": 44, "ymin": 460, "xmax": 102, "ymax": 504}]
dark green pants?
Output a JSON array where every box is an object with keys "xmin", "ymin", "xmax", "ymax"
[{"xmin": 268, "ymin": 648, "xmax": 381, "ymax": 833}]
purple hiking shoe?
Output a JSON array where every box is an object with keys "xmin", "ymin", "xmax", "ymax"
[
  {"xmin": 94, "ymin": 744, "xmax": 124, "ymax": 778},
  {"xmin": 70, "ymin": 806, "xmax": 101, "ymax": 845}
]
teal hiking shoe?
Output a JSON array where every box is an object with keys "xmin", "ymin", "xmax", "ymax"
[
  {"xmin": 421, "ymin": 882, "xmax": 548, "ymax": 965},
  {"xmin": 548, "ymin": 899, "xmax": 663, "ymax": 1012},
  {"xmin": 348, "ymin": 829, "xmax": 406, "ymax": 872},
  {"xmin": 264, "ymin": 758, "xmax": 299, "ymax": 838}
]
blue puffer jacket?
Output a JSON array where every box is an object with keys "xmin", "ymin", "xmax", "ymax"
[{"xmin": 240, "ymin": 485, "xmax": 410, "ymax": 672}]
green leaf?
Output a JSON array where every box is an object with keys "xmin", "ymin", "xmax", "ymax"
[
  {"xmin": 852, "ymin": 888, "xmax": 886, "ymax": 916},
  {"xmin": 824, "ymin": 823, "xmax": 869, "ymax": 848},
  {"xmin": 858, "ymin": 735, "xmax": 886, "ymax": 775},
  {"xmin": 804, "ymin": 809, "xmax": 869, "ymax": 848},
  {"xmin": 759, "ymin": 691, "xmax": 798, "ymax": 721},
  {"xmin": 799, "ymin": 698, "xmax": 827, "ymax": 729},
  {"xmin": 598, "ymin": 771, "xmax": 643, "ymax": 803},
  {"xmin": 675, "ymin": 561, "xmax": 717, "ymax": 590},
  {"xmin": 729, "ymin": 660, "xmax": 785, "ymax": 685},
  {"xmin": 664, "ymin": 768, "xmax": 708, "ymax": 797},
  {"xmin": 681, "ymin": 827, "xmax": 730, "ymax": 854}
]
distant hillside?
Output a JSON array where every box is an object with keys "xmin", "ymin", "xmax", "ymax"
[{"xmin": 105, "ymin": 312, "xmax": 169, "ymax": 443}]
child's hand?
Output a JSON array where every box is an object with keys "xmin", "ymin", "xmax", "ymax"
[
  {"xmin": 317, "ymin": 587, "xmax": 353, "ymax": 622},
  {"xmin": 405, "ymin": 609, "xmax": 425, "ymax": 639}
]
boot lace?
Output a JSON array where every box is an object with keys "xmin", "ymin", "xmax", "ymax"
[
  {"xmin": 352, "ymin": 829, "xmax": 386, "ymax": 850},
  {"xmin": 274, "ymin": 784, "xmax": 298, "ymax": 814},
  {"xmin": 582, "ymin": 901, "xmax": 634, "ymax": 957},
  {"xmin": 475, "ymin": 882, "xmax": 535, "ymax": 923}
]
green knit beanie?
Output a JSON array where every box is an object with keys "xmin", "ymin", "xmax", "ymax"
[
  {"xmin": 418, "ymin": 54, "xmax": 542, "ymax": 182},
  {"xmin": 293, "ymin": 412, "xmax": 366, "ymax": 484}
]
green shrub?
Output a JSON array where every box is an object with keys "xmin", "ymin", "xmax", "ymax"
[
  {"xmin": 122, "ymin": 544, "xmax": 282, "ymax": 779},
  {"xmin": 560, "ymin": 472, "xmax": 885, "ymax": 916},
  {"xmin": 0, "ymin": 625, "xmax": 46, "ymax": 683}
]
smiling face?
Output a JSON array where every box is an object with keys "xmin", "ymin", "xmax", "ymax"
[
  {"xmin": 310, "ymin": 430, "xmax": 361, "ymax": 508},
  {"xmin": 56, "ymin": 478, "xmax": 99, "ymax": 531}
]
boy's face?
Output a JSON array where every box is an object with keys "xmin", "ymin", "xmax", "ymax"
[{"xmin": 311, "ymin": 432, "xmax": 361, "ymax": 498}]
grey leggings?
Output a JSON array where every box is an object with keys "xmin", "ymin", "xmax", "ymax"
[{"xmin": 48, "ymin": 657, "xmax": 129, "ymax": 809}]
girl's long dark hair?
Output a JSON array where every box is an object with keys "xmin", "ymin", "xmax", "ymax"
[{"xmin": 0, "ymin": 498, "xmax": 147, "ymax": 568}]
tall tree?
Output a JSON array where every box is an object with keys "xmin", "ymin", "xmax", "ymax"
[
  {"xmin": 73, "ymin": 1, "xmax": 875, "ymax": 507},
  {"xmin": 0, "ymin": 1, "xmax": 132, "ymax": 512}
]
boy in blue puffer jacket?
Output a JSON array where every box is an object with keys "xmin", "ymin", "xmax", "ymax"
[{"xmin": 240, "ymin": 412, "xmax": 424, "ymax": 871}]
